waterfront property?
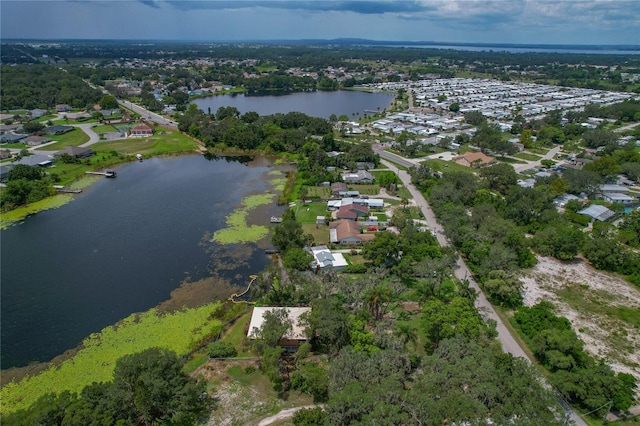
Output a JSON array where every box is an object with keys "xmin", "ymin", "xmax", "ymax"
[
  {"xmin": 247, "ymin": 307, "xmax": 312, "ymax": 351},
  {"xmin": 54, "ymin": 146, "xmax": 95, "ymax": 159},
  {"xmin": 129, "ymin": 123, "xmax": 154, "ymax": 137},
  {"xmin": 307, "ymin": 245, "xmax": 348, "ymax": 271},
  {"xmin": 329, "ymin": 219, "xmax": 375, "ymax": 245}
]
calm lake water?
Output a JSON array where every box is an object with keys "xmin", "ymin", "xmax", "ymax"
[
  {"xmin": 191, "ymin": 90, "xmax": 395, "ymax": 119},
  {"xmin": 1, "ymin": 155, "xmax": 285, "ymax": 369}
]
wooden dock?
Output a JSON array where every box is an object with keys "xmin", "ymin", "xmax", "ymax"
[
  {"xmin": 228, "ymin": 275, "xmax": 258, "ymax": 304},
  {"xmin": 86, "ymin": 169, "xmax": 117, "ymax": 178}
]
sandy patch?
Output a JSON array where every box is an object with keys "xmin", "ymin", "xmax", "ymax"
[{"xmin": 521, "ymin": 255, "xmax": 640, "ymax": 388}]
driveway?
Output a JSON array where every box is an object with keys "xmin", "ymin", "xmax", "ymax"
[{"xmin": 513, "ymin": 145, "xmax": 562, "ymax": 173}]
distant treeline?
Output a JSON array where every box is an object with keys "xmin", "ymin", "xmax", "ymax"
[
  {"xmin": 3, "ymin": 41, "xmax": 639, "ymax": 68},
  {"xmin": 1, "ymin": 64, "xmax": 102, "ymax": 110}
]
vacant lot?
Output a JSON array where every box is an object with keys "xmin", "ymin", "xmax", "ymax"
[{"xmin": 521, "ymin": 256, "xmax": 640, "ymax": 390}]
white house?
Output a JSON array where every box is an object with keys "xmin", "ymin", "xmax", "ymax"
[{"xmin": 307, "ymin": 245, "xmax": 348, "ymax": 271}]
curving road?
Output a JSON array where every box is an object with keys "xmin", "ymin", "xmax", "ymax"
[{"xmin": 380, "ymin": 155, "xmax": 586, "ymax": 426}]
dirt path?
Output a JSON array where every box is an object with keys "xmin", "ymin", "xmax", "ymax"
[{"xmin": 257, "ymin": 405, "xmax": 323, "ymax": 426}]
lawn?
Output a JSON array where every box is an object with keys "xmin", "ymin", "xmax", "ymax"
[
  {"xmin": 35, "ymin": 128, "xmax": 90, "ymax": 150},
  {"xmin": 497, "ymin": 156, "xmax": 527, "ymax": 164},
  {"xmin": 91, "ymin": 128, "xmax": 199, "ymax": 157},
  {"xmin": 52, "ymin": 118, "xmax": 99, "ymax": 125},
  {"xmin": 303, "ymin": 223, "xmax": 331, "ymax": 246},
  {"xmin": 527, "ymin": 146, "xmax": 551, "ymax": 155},
  {"xmin": 514, "ymin": 152, "xmax": 543, "ymax": 161},
  {"xmin": 305, "ymin": 185, "xmax": 332, "ymax": 199},
  {"xmin": 295, "ymin": 201, "xmax": 329, "ymax": 224},
  {"xmin": 221, "ymin": 310, "xmax": 257, "ymax": 357},
  {"xmin": 346, "ymin": 183, "xmax": 381, "ymax": 195},
  {"xmin": 1, "ymin": 142, "xmax": 27, "ymax": 149},
  {"xmin": 421, "ymin": 159, "xmax": 473, "ymax": 174},
  {"xmin": 92, "ymin": 124, "xmax": 118, "ymax": 133},
  {"xmin": 46, "ymin": 151, "xmax": 126, "ymax": 185},
  {"xmin": 34, "ymin": 114, "xmax": 57, "ymax": 123}
]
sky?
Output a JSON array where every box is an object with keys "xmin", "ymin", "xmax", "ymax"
[{"xmin": 1, "ymin": 0, "xmax": 639, "ymax": 45}]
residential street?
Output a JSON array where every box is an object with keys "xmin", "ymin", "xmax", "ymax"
[
  {"xmin": 381, "ymin": 158, "xmax": 586, "ymax": 426},
  {"xmin": 118, "ymin": 100, "xmax": 178, "ymax": 128}
]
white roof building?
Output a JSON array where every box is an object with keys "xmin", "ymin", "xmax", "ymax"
[
  {"xmin": 247, "ymin": 308, "xmax": 311, "ymax": 340},
  {"xmin": 307, "ymin": 245, "xmax": 348, "ymax": 271}
]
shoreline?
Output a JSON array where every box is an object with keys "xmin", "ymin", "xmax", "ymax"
[{"xmin": 0, "ymin": 152, "xmax": 289, "ymax": 387}]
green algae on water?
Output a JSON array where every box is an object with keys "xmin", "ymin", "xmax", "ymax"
[
  {"xmin": 0, "ymin": 194, "xmax": 74, "ymax": 230},
  {"xmin": 212, "ymin": 193, "xmax": 276, "ymax": 244}
]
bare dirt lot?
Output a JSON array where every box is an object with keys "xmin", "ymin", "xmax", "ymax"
[
  {"xmin": 521, "ymin": 256, "xmax": 640, "ymax": 393},
  {"xmin": 195, "ymin": 358, "xmax": 313, "ymax": 426}
]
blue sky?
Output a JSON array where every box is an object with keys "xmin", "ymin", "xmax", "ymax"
[{"xmin": 1, "ymin": 0, "xmax": 638, "ymax": 45}]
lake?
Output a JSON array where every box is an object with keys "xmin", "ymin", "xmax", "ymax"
[
  {"xmin": 191, "ymin": 89, "xmax": 396, "ymax": 119},
  {"xmin": 0, "ymin": 155, "xmax": 287, "ymax": 369}
]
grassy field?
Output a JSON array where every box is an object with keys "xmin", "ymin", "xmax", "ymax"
[
  {"xmin": 497, "ymin": 156, "xmax": 527, "ymax": 164},
  {"xmin": 421, "ymin": 159, "xmax": 473, "ymax": 174},
  {"xmin": 346, "ymin": 184, "xmax": 381, "ymax": 195},
  {"xmin": 304, "ymin": 185, "xmax": 332, "ymax": 199},
  {"xmin": 52, "ymin": 118, "xmax": 99, "ymax": 125},
  {"xmin": 0, "ymin": 302, "xmax": 224, "ymax": 415},
  {"xmin": 222, "ymin": 310, "xmax": 257, "ymax": 357},
  {"xmin": 527, "ymin": 146, "xmax": 551, "ymax": 155},
  {"xmin": 0, "ymin": 142, "xmax": 27, "ymax": 149},
  {"xmin": 35, "ymin": 128, "xmax": 90, "ymax": 150},
  {"xmin": 303, "ymin": 223, "xmax": 331, "ymax": 246},
  {"xmin": 91, "ymin": 128, "xmax": 199, "ymax": 157},
  {"xmin": 92, "ymin": 124, "xmax": 119, "ymax": 134},
  {"xmin": 295, "ymin": 201, "xmax": 328, "ymax": 224}
]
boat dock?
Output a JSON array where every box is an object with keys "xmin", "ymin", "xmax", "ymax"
[
  {"xmin": 270, "ymin": 216, "xmax": 282, "ymax": 223},
  {"xmin": 86, "ymin": 169, "xmax": 117, "ymax": 178},
  {"xmin": 228, "ymin": 275, "xmax": 258, "ymax": 304}
]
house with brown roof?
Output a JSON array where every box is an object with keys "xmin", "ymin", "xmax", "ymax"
[
  {"xmin": 453, "ymin": 152, "xmax": 496, "ymax": 168},
  {"xmin": 329, "ymin": 219, "xmax": 375, "ymax": 245},
  {"xmin": 0, "ymin": 149, "xmax": 12, "ymax": 160},
  {"xmin": 331, "ymin": 182, "xmax": 348, "ymax": 197},
  {"xmin": 335, "ymin": 203, "xmax": 369, "ymax": 221},
  {"xmin": 129, "ymin": 123, "xmax": 154, "ymax": 137}
]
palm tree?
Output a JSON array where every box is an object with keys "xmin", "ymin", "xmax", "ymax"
[
  {"xmin": 365, "ymin": 286, "xmax": 392, "ymax": 322},
  {"xmin": 395, "ymin": 323, "xmax": 418, "ymax": 350}
]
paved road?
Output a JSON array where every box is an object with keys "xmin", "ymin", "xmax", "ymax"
[
  {"xmin": 76, "ymin": 123, "xmax": 101, "ymax": 146},
  {"xmin": 380, "ymin": 158, "xmax": 586, "ymax": 426},
  {"xmin": 118, "ymin": 100, "xmax": 178, "ymax": 128}
]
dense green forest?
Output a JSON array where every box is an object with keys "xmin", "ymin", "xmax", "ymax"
[{"xmin": 0, "ymin": 64, "xmax": 103, "ymax": 110}]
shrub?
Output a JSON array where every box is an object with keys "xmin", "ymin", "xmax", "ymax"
[
  {"xmin": 207, "ymin": 341, "xmax": 237, "ymax": 358},
  {"xmin": 341, "ymin": 263, "xmax": 368, "ymax": 274}
]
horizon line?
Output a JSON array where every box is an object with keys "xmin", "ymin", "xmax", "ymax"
[{"xmin": 2, "ymin": 38, "xmax": 639, "ymax": 49}]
